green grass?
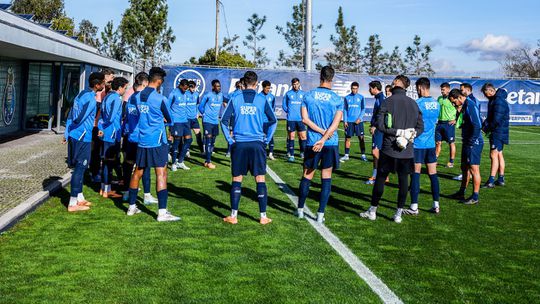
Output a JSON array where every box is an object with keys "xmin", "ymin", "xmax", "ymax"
[{"xmin": 1, "ymin": 121, "xmax": 539, "ymax": 303}]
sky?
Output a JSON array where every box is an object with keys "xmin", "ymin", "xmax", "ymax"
[{"xmin": 64, "ymin": 0, "xmax": 540, "ymax": 77}]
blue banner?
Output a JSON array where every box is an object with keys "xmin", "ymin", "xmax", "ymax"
[{"xmin": 162, "ymin": 65, "xmax": 540, "ymax": 126}]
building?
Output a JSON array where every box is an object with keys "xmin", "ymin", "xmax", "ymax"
[{"xmin": 0, "ymin": 6, "xmax": 133, "ymax": 136}]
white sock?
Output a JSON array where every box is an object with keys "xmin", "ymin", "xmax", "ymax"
[
  {"xmin": 260, "ymin": 212, "xmax": 267, "ymax": 218},
  {"xmin": 396, "ymin": 208, "xmax": 403, "ymax": 217},
  {"xmin": 362, "ymin": 154, "xmax": 366, "ymax": 157},
  {"xmin": 345, "ymin": 154, "xmax": 349, "ymax": 157},
  {"xmin": 317, "ymin": 212, "xmax": 324, "ymax": 219},
  {"xmin": 77, "ymin": 193, "xmax": 85, "ymax": 202},
  {"xmin": 158, "ymin": 208, "xmax": 168, "ymax": 216},
  {"xmin": 368, "ymin": 206, "xmax": 377, "ymax": 213},
  {"xmin": 144, "ymin": 193, "xmax": 153, "ymax": 199},
  {"xmin": 297, "ymin": 207, "xmax": 304, "ymax": 213},
  {"xmin": 410, "ymin": 203, "xmax": 418, "ymax": 211},
  {"xmin": 433, "ymin": 201, "xmax": 440, "ymax": 208},
  {"xmin": 231, "ymin": 209, "xmax": 238, "ymax": 217},
  {"xmin": 69, "ymin": 197, "xmax": 78, "ymax": 207},
  {"xmin": 372, "ymin": 169, "xmax": 377, "ymax": 177},
  {"xmin": 128, "ymin": 204, "xmax": 137, "ymax": 211}
]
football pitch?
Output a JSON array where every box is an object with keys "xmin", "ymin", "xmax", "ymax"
[{"xmin": 0, "ymin": 121, "xmax": 539, "ymax": 303}]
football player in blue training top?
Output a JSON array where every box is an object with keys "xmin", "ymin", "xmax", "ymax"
[
  {"xmin": 98, "ymin": 76, "xmax": 129, "ymax": 199},
  {"xmin": 126, "ymin": 67, "xmax": 180, "ymax": 222},
  {"xmin": 122, "ymin": 72, "xmax": 158, "ymax": 205},
  {"xmin": 448, "ymin": 89, "xmax": 483, "ymax": 205},
  {"xmin": 63, "ymin": 72, "xmax": 105, "ymax": 212},
  {"xmin": 199, "ymin": 79, "xmax": 227, "ymax": 169},
  {"xmin": 221, "ymin": 71, "xmax": 277, "ymax": 225},
  {"xmin": 259, "ymin": 80, "xmax": 277, "ymax": 160},
  {"xmin": 366, "ymin": 81, "xmax": 387, "ymax": 185},
  {"xmin": 283, "ymin": 78, "xmax": 307, "ymax": 162},
  {"xmin": 168, "ymin": 79, "xmax": 192, "ymax": 171},
  {"xmin": 225, "ymin": 78, "xmax": 245, "ymax": 158},
  {"xmin": 404, "ymin": 77, "xmax": 441, "ymax": 215},
  {"xmin": 295, "ymin": 66, "xmax": 344, "ymax": 224},
  {"xmin": 480, "ymin": 83, "xmax": 510, "ymax": 188},
  {"xmin": 340, "ymin": 81, "xmax": 367, "ymax": 163},
  {"xmin": 186, "ymin": 80, "xmax": 203, "ymax": 157}
]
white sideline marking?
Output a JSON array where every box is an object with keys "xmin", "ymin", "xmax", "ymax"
[
  {"xmin": 266, "ymin": 166, "xmax": 403, "ymax": 304},
  {"xmin": 17, "ymin": 150, "xmax": 51, "ymax": 164},
  {"xmin": 510, "ymin": 129, "xmax": 540, "ymax": 136}
]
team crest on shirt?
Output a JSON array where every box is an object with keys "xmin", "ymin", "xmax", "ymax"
[{"xmin": 83, "ymin": 159, "xmax": 87, "ymax": 166}]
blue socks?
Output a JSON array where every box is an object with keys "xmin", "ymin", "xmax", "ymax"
[
  {"xmin": 102, "ymin": 161, "xmax": 109, "ymax": 185},
  {"xmin": 472, "ymin": 192, "xmax": 479, "ymax": 201},
  {"xmin": 498, "ymin": 175, "xmax": 505, "ymax": 183},
  {"xmin": 256, "ymin": 182, "xmax": 268, "ymax": 213},
  {"xmin": 196, "ymin": 133, "xmax": 204, "ymax": 153},
  {"xmin": 429, "ymin": 174, "xmax": 440, "ymax": 202},
  {"xmin": 179, "ymin": 138, "xmax": 192, "ymax": 163},
  {"xmin": 142, "ymin": 167, "xmax": 151, "ymax": 193},
  {"xmin": 344, "ymin": 147, "xmax": 350, "ymax": 155},
  {"xmin": 298, "ymin": 177, "xmax": 311, "ymax": 209},
  {"xmin": 157, "ymin": 189, "xmax": 168, "ymax": 209},
  {"xmin": 410, "ymin": 173, "xmax": 421, "ymax": 204},
  {"xmin": 230, "ymin": 181, "xmax": 242, "ymax": 211},
  {"xmin": 299, "ymin": 139, "xmax": 307, "ymax": 154},
  {"xmin": 172, "ymin": 138, "xmax": 181, "ymax": 163},
  {"xmin": 268, "ymin": 138, "xmax": 274, "ymax": 153},
  {"xmin": 287, "ymin": 139, "xmax": 294, "ymax": 156},
  {"xmin": 128, "ymin": 187, "xmax": 138, "ymax": 205},
  {"xmin": 70, "ymin": 164, "xmax": 85, "ymax": 197},
  {"xmin": 205, "ymin": 137, "xmax": 215, "ymax": 163},
  {"xmin": 488, "ymin": 176, "xmax": 495, "ymax": 184},
  {"xmin": 319, "ymin": 178, "xmax": 332, "ymax": 213}
]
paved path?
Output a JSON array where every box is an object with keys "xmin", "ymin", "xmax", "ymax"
[{"xmin": 0, "ymin": 133, "xmax": 69, "ymax": 216}]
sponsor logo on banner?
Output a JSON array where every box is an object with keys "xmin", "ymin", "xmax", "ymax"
[
  {"xmin": 506, "ymin": 90, "xmax": 540, "ymax": 105},
  {"xmin": 174, "ymin": 69, "xmax": 206, "ymax": 95},
  {"xmin": 2, "ymin": 67, "xmax": 16, "ymax": 126},
  {"xmin": 510, "ymin": 115, "xmax": 533, "ymax": 123}
]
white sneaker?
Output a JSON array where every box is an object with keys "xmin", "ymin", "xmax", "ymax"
[
  {"xmin": 168, "ymin": 153, "xmax": 172, "ymax": 164},
  {"xmin": 157, "ymin": 211, "xmax": 181, "ymax": 222},
  {"xmin": 268, "ymin": 153, "xmax": 275, "ymax": 160},
  {"xmin": 393, "ymin": 214, "xmax": 403, "ymax": 223},
  {"xmin": 177, "ymin": 162, "xmax": 190, "ymax": 170},
  {"xmin": 339, "ymin": 155, "xmax": 350, "ymax": 163},
  {"xmin": 300, "ymin": 152, "xmax": 305, "ymax": 159},
  {"xmin": 186, "ymin": 151, "xmax": 191, "ymax": 158},
  {"xmin": 171, "ymin": 164, "xmax": 178, "ymax": 172},
  {"xmin": 294, "ymin": 209, "xmax": 304, "ymax": 219},
  {"xmin": 403, "ymin": 208, "xmax": 419, "ymax": 215},
  {"xmin": 126, "ymin": 206, "xmax": 141, "ymax": 216},
  {"xmin": 143, "ymin": 194, "xmax": 158, "ymax": 205},
  {"xmin": 453, "ymin": 174, "xmax": 463, "ymax": 181},
  {"xmin": 359, "ymin": 210, "xmax": 376, "ymax": 220},
  {"xmin": 316, "ymin": 212, "xmax": 325, "ymax": 223},
  {"xmin": 225, "ymin": 152, "xmax": 230, "ymax": 158}
]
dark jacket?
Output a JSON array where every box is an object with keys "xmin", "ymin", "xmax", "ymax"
[
  {"xmin": 376, "ymin": 87, "xmax": 424, "ymax": 159},
  {"xmin": 462, "ymin": 97, "xmax": 484, "ymax": 146},
  {"xmin": 483, "ymin": 88, "xmax": 510, "ymax": 143}
]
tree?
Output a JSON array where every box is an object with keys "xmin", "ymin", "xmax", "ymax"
[
  {"xmin": 187, "ymin": 49, "xmax": 255, "ymax": 68},
  {"xmin": 100, "ymin": 21, "xmax": 131, "ymax": 62},
  {"xmin": 221, "ymin": 35, "xmax": 241, "ymax": 54},
  {"xmin": 50, "ymin": 14, "xmax": 75, "ymax": 36},
  {"xmin": 382, "ymin": 46, "xmax": 407, "ymax": 75},
  {"xmin": 404, "ymin": 35, "xmax": 434, "ymax": 76},
  {"xmin": 77, "ymin": 19, "xmax": 100, "ymax": 48},
  {"xmin": 243, "ymin": 13, "xmax": 270, "ymax": 67},
  {"xmin": 10, "ymin": 0, "xmax": 64, "ymax": 23},
  {"xmin": 501, "ymin": 40, "xmax": 540, "ymax": 78},
  {"xmin": 120, "ymin": 0, "xmax": 176, "ymax": 69},
  {"xmin": 362, "ymin": 34, "xmax": 385, "ymax": 75},
  {"xmin": 324, "ymin": 6, "xmax": 361, "ymax": 72},
  {"xmin": 275, "ymin": 2, "xmax": 322, "ymax": 68}
]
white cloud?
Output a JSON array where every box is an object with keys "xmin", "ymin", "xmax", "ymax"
[
  {"xmin": 432, "ymin": 58, "xmax": 458, "ymax": 73},
  {"xmin": 427, "ymin": 39, "xmax": 442, "ymax": 48},
  {"xmin": 457, "ymin": 34, "xmax": 522, "ymax": 61}
]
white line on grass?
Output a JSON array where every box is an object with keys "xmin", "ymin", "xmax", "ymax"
[
  {"xmin": 266, "ymin": 166, "xmax": 403, "ymax": 304},
  {"xmin": 17, "ymin": 150, "xmax": 51, "ymax": 164}
]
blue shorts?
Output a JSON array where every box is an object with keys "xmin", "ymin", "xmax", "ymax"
[
  {"xmin": 203, "ymin": 123, "xmax": 220, "ymax": 137},
  {"xmin": 461, "ymin": 144, "xmax": 483, "ymax": 166},
  {"xmin": 101, "ymin": 141, "xmax": 120, "ymax": 159},
  {"xmin": 136, "ymin": 144, "xmax": 169, "ymax": 168},
  {"xmin": 372, "ymin": 130, "xmax": 383, "ymax": 150},
  {"xmin": 345, "ymin": 122, "xmax": 364, "ymax": 137},
  {"xmin": 435, "ymin": 122, "xmax": 456, "ymax": 143},
  {"xmin": 171, "ymin": 122, "xmax": 191, "ymax": 137},
  {"xmin": 231, "ymin": 141, "xmax": 267, "ymax": 176},
  {"xmin": 188, "ymin": 118, "xmax": 200, "ymax": 130},
  {"xmin": 414, "ymin": 148, "xmax": 437, "ymax": 164},
  {"xmin": 67, "ymin": 138, "xmax": 91, "ymax": 169},
  {"xmin": 489, "ymin": 137, "xmax": 505, "ymax": 151},
  {"xmin": 303, "ymin": 146, "xmax": 340, "ymax": 171},
  {"xmin": 124, "ymin": 141, "xmax": 138, "ymax": 162},
  {"xmin": 287, "ymin": 120, "xmax": 306, "ymax": 132}
]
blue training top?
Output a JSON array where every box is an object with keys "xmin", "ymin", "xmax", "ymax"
[
  {"xmin": 259, "ymin": 91, "xmax": 276, "ymax": 123},
  {"xmin": 199, "ymin": 91, "xmax": 225, "ymax": 124},
  {"xmin": 302, "ymin": 87, "xmax": 344, "ymax": 147},
  {"xmin": 370, "ymin": 92, "xmax": 386, "ymax": 127},
  {"xmin": 168, "ymin": 88, "xmax": 188, "ymax": 124},
  {"xmin": 66, "ymin": 88, "xmax": 97, "ymax": 143},
  {"xmin": 343, "ymin": 93, "xmax": 366, "ymax": 123},
  {"xmin": 136, "ymin": 87, "xmax": 172, "ymax": 148},
  {"xmin": 461, "ymin": 97, "xmax": 484, "ymax": 146},
  {"xmin": 124, "ymin": 91, "xmax": 140, "ymax": 143},
  {"xmin": 282, "ymin": 89, "xmax": 305, "ymax": 121},
  {"xmin": 221, "ymin": 89, "xmax": 277, "ymax": 144},
  {"xmin": 414, "ymin": 96, "xmax": 440, "ymax": 149},
  {"xmin": 185, "ymin": 90, "xmax": 200, "ymax": 120},
  {"xmin": 99, "ymin": 91, "xmax": 123, "ymax": 143}
]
